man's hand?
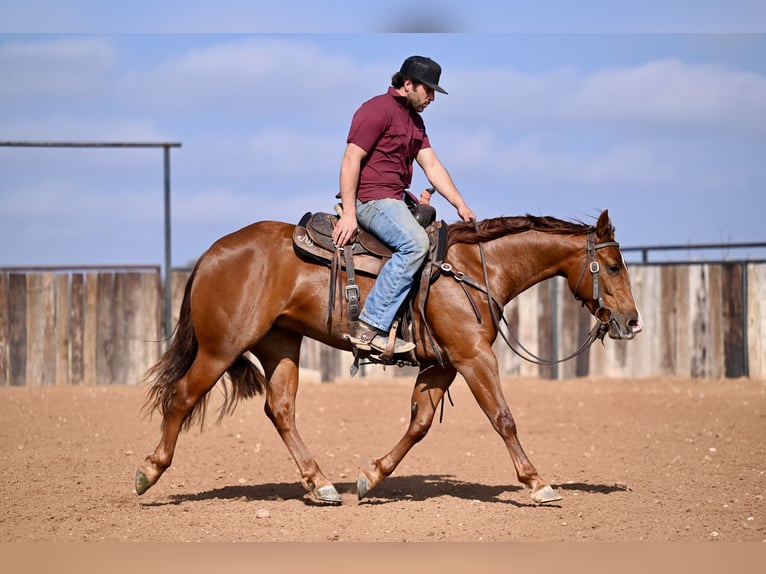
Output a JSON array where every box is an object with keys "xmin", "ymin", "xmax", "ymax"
[
  {"xmin": 458, "ymin": 204, "xmax": 477, "ymax": 222},
  {"xmin": 332, "ymin": 213, "xmax": 358, "ymax": 247}
]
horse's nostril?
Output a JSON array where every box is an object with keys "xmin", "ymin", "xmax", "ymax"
[{"xmin": 628, "ymin": 318, "xmax": 643, "ymax": 333}]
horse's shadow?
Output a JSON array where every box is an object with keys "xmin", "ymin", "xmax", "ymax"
[{"xmin": 141, "ymin": 476, "xmax": 629, "ymax": 508}]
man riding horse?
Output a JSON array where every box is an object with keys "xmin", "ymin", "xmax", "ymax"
[{"xmin": 333, "ymin": 55, "xmax": 476, "ymax": 355}]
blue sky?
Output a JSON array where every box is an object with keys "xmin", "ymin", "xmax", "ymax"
[{"xmin": 1, "ymin": 2, "xmax": 765, "ymax": 267}]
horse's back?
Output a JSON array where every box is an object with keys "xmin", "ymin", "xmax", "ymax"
[{"xmin": 209, "ymin": 220, "xmax": 294, "ymax": 251}]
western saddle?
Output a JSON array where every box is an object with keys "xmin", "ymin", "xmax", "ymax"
[{"xmin": 292, "ymin": 203, "xmax": 448, "ymax": 374}]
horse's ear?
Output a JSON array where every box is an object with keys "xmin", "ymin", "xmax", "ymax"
[{"xmin": 596, "ymin": 209, "xmax": 613, "ymax": 240}]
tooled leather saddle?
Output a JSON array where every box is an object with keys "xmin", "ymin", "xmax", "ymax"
[{"xmin": 292, "ymin": 204, "xmax": 449, "ymax": 370}]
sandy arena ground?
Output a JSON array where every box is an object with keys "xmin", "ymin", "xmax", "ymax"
[{"xmin": 1, "ymin": 375, "xmax": 764, "ymax": 544}]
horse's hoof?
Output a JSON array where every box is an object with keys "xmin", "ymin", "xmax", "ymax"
[
  {"xmin": 135, "ymin": 468, "xmax": 153, "ymax": 496},
  {"xmin": 314, "ymin": 484, "xmax": 342, "ymax": 505},
  {"xmin": 531, "ymin": 485, "xmax": 562, "ymax": 503},
  {"xmin": 356, "ymin": 473, "xmax": 371, "ymax": 500}
]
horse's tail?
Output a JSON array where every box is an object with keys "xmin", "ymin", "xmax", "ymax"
[{"xmin": 143, "ymin": 263, "xmax": 266, "ymax": 431}]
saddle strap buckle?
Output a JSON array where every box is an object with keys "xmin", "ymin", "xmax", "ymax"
[
  {"xmin": 345, "ymin": 284, "xmax": 360, "ymax": 302},
  {"xmin": 345, "ymin": 285, "xmax": 361, "ymax": 321},
  {"xmin": 343, "ymin": 242, "xmax": 361, "ymax": 322}
]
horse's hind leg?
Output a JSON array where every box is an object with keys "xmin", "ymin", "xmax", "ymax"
[
  {"xmin": 135, "ymin": 351, "xmax": 230, "ymax": 495},
  {"xmin": 255, "ymin": 328, "xmax": 341, "ymax": 504},
  {"xmin": 357, "ymin": 365, "xmax": 457, "ymax": 499}
]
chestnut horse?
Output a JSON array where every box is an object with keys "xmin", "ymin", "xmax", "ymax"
[{"xmin": 136, "ymin": 209, "xmax": 641, "ymax": 504}]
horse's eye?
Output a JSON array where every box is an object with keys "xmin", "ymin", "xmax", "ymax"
[{"xmin": 607, "ymin": 264, "xmax": 621, "ymax": 274}]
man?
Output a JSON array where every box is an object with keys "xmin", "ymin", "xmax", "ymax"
[{"xmin": 333, "ymin": 55, "xmax": 476, "ymax": 355}]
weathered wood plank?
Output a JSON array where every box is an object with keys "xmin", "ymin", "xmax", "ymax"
[
  {"xmin": 627, "ymin": 266, "xmax": 657, "ymax": 378},
  {"xmin": 706, "ymin": 264, "xmax": 724, "ymax": 379},
  {"xmin": 83, "ymin": 273, "xmax": 99, "ymax": 386},
  {"xmin": 137, "ymin": 272, "xmax": 162, "ymax": 384},
  {"xmin": 518, "ymin": 282, "xmax": 541, "ymax": 378},
  {"xmin": 0, "ymin": 273, "xmax": 9, "ymax": 386},
  {"xmin": 55, "ymin": 274, "xmax": 71, "ymax": 385},
  {"xmin": 25, "ymin": 273, "xmax": 56, "ymax": 387},
  {"xmin": 748, "ymin": 263, "xmax": 765, "ymax": 380},
  {"xmin": 112, "ymin": 273, "xmax": 129, "ymax": 385},
  {"xmin": 118, "ymin": 272, "xmax": 153, "ymax": 385},
  {"xmin": 70, "ymin": 273, "xmax": 85, "ymax": 385},
  {"xmin": 537, "ymin": 279, "xmax": 553, "ymax": 379},
  {"xmin": 8, "ymin": 274, "xmax": 26, "ymax": 386},
  {"xmin": 499, "ymin": 297, "xmax": 521, "ymax": 377},
  {"xmin": 722, "ymin": 263, "xmax": 746, "ymax": 378},
  {"xmin": 556, "ymin": 277, "xmax": 586, "ymax": 379},
  {"xmin": 689, "ymin": 265, "xmax": 710, "ymax": 378},
  {"xmin": 658, "ymin": 266, "xmax": 679, "ymax": 375},
  {"xmin": 96, "ymin": 273, "xmax": 116, "ymax": 385}
]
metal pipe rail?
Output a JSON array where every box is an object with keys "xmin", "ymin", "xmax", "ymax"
[{"xmin": 0, "ymin": 140, "xmax": 181, "ymax": 342}]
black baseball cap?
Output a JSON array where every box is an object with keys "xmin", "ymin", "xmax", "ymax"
[{"xmin": 399, "ymin": 55, "xmax": 447, "ymax": 94}]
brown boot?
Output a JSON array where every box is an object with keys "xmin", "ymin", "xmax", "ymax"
[{"xmin": 349, "ymin": 321, "xmax": 415, "ymax": 354}]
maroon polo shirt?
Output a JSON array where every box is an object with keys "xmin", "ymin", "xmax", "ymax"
[{"xmin": 346, "ymin": 87, "xmax": 431, "ymax": 202}]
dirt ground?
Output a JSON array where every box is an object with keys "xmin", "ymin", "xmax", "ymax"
[{"xmin": 1, "ymin": 375, "xmax": 765, "ymax": 544}]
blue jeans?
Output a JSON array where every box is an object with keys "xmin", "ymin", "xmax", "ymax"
[{"xmin": 356, "ymin": 198, "xmax": 430, "ymax": 331}]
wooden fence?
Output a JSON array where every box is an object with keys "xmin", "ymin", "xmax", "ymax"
[
  {"xmin": 0, "ymin": 267, "xmax": 162, "ymax": 387},
  {"xmin": 494, "ymin": 262, "xmax": 765, "ymax": 381},
  {"xmin": 1, "ymin": 262, "xmax": 764, "ymax": 387}
]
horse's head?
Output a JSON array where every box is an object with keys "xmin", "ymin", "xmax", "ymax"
[{"xmin": 569, "ymin": 210, "xmax": 643, "ymax": 340}]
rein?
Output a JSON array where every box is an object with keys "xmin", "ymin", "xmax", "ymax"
[{"xmin": 442, "ymin": 224, "xmax": 618, "ymax": 367}]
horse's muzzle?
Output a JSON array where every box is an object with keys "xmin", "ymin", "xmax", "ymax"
[{"xmin": 608, "ymin": 312, "xmax": 643, "ymax": 340}]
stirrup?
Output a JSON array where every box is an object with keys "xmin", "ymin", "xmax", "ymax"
[
  {"xmin": 343, "ymin": 332, "xmax": 372, "ymax": 352},
  {"xmin": 344, "ymin": 324, "xmax": 415, "ymax": 355}
]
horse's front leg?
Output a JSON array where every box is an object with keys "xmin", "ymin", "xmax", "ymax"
[
  {"xmin": 458, "ymin": 353, "xmax": 562, "ymax": 503},
  {"xmin": 255, "ymin": 329, "xmax": 341, "ymax": 504},
  {"xmin": 357, "ymin": 365, "xmax": 457, "ymax": 499}
]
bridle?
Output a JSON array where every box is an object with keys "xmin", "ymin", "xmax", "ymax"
[
  {"xmin": 439, "ymin": 226, "xmax": 621, "ymax": 366},
  {"xmin": 572, "ymin": 231, "xmax": 620, "ymax": 326}
]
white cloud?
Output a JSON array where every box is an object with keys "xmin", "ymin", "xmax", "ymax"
[
  {"xmin": 569, "ymin": 59, "xmax": 766, "ymax": 130},
  {"xmin": 0, "ymin": 37, "xmax": 115, "ymax": 102},
  {"xmin": 435, "ymin": 130, "xmax": 678, "ymax": 187},
  {"xmin": 444, "ymin": 58, "xmax": 766, "ymax": 132},
  {"xmin": 115, "ymin": 37, "xmax": 377, "ymax": 120}
]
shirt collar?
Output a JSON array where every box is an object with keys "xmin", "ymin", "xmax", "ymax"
[{"xmin": 387, "ymin": 86, "xmax": 408, "ymax": 105}]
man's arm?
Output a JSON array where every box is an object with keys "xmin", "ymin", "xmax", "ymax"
[
  {"xmin": 416, "ymin": 147, "xmax": 476, "ymax": 222},
  {"xmin": 333, "ymin": 142, "xmax": 367, "ymax": 246}
]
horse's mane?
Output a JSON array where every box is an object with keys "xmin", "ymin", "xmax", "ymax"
[{"xmin": 447, "ymin": 214, "xmax": 599, "ymax": 248}]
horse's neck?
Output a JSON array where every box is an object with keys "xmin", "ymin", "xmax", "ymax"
[{"xmin": 487, "ymin": 231, "xmax": 584, "ymax": 303}]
